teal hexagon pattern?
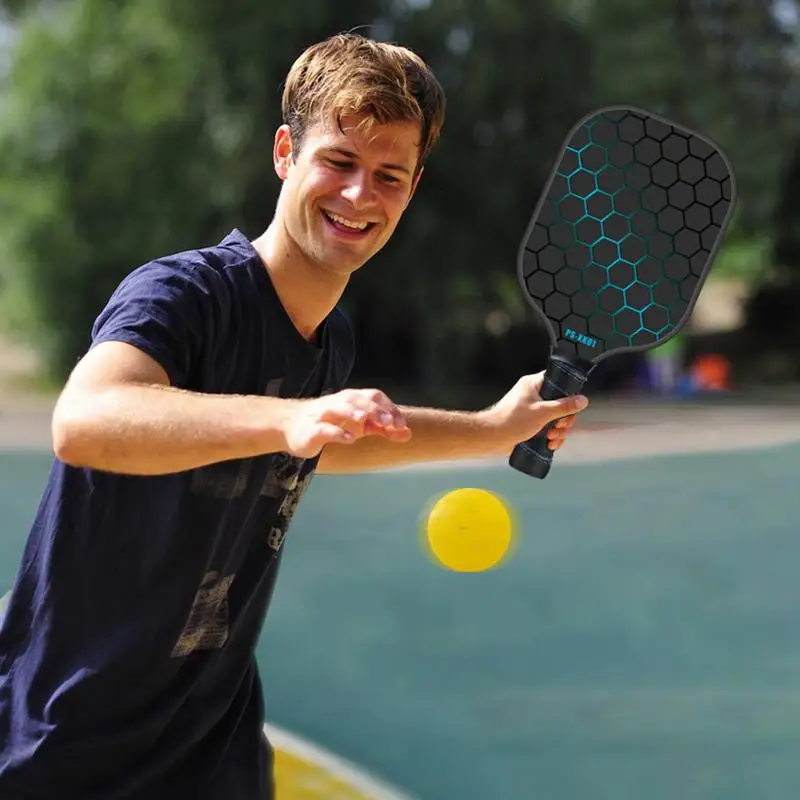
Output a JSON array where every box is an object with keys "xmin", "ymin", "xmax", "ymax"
[{"xmin": 520, "ymin": 108, "xmax": 734, "ymax": 361}]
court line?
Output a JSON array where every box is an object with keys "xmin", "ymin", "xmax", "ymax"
[
  {"xmin": 265, "ymin": 723, "xmax": 416, "ymax": 799},
  {"xmin": 0, "ymin": 589, "xmax": 414, "ymax": 799},
  {"xmin": 384, "ymin": 426, "xmax": 800, "ymax": 472}
]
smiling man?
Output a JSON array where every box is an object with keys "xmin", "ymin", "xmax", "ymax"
[{"xmin": 0, "ymin": 33, "xmax": 588, "ymax": 800}]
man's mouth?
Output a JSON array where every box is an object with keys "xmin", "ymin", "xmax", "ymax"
[{"xmin": 321, "ymin": 209, "xmax": 376, "ymax": 238}]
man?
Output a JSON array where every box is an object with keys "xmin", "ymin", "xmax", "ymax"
[{"xmin": 0, "ymin": 33, "xmax": 588, "ymax": 799}]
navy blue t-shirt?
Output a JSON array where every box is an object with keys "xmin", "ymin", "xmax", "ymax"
[{"xmin": 0, "ymin": 230, "xmax": 355, "ymax": 798}]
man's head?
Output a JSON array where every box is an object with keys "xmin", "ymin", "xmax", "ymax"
[{"xmin": 272, "ymin": 33, "xmax": 446, "ymax": 277}]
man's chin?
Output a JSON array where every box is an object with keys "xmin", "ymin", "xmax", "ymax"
[
  {"xmin": 308, "ymin": 250, "xmax": 368, "ymax": 278},
  {"xmin": 310, "ymin": 240, "xmax": 376, "ymax": 275}
]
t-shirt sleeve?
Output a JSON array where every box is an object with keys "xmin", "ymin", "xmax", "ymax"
[{"xmin": 90, "ymin": 259, "xmax": 212, "ymax": 388}]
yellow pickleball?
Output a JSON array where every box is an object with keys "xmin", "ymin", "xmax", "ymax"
[{"xmin": 423, "ymin": 488, "xmax": 517, "ymax": 572}]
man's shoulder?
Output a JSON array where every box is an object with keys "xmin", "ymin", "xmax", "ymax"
[
  {"xmin": 122, "ymin": 229, "xmax": 257, "ymax": 287},
  {"xmin": 189, "ymin": 228, "xmax": 261, "ymax": 275},
  {"xmin": 98, "ymin": 231, "xmax": 267, "ymax": 333}
]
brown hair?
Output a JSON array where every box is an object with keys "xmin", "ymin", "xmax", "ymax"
[{"xmin": 282, "ymin": 33, "xmax": 446, "ymax": 174}]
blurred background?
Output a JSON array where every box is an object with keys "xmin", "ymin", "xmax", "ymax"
[
  {"xmin": 3, "ymin": 0, "xmax": 800, "ymax": 399},
  {"xmin": 2, "ymin": 1, "xmax": 800, "ymax": 798}
]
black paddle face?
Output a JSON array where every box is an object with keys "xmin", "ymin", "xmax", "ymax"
[{"xmin": 518, "ymin": 106, "xmax": 736, "ymax": 363}]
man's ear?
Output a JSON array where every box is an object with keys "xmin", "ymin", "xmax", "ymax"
[
  {"xmin": 405, "ymin": 166, "xmax": 424, "ymax": 208},
  {"xmin": 274, "ymin": 125, "xmax": 294, "ymax": 181}
]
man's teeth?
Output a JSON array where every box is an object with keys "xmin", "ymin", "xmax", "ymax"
[{"xmin": 326, "ymin": 211, "xmax": 369, "ymax": 231}]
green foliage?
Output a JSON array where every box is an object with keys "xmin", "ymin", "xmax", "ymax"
[
  {"xmin": 585, "ymin": 0, "xmax": 798, "ymax": 239},
  {"xmin": 0, "ymin": 0, "xmax": 797, "ymax": 385},
  {"xmin": 350, "ymin": 0, "xmax": 594, "ymax": 388},
  {"xmin": 0, "ymin": 0, "xmax": 227, "ymax": 372},
  {"xmin": 712, "ymin": 236, "xmax": 773, "ymax": 283},
  {"xmin": 0, "ymin": 0, "xmax": 385, "ymax": 377}
]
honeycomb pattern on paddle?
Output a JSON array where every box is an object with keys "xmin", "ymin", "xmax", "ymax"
[{"xmin": 521, "ymin": 108, "xmax": 734, "ymax": 361}]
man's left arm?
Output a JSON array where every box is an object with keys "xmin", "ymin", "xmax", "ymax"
[{"xmin": 316, "ymin": 373, "xmax": 589, "ymax": 474}]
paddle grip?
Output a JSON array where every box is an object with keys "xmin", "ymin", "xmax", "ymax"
[{"xmin": 508, "ymin": 355, "xmax": 591, "ymax": 479}]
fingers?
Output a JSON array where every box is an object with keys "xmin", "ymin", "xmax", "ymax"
[
  {"xmin": 319, "ymin": 389, "xmax": 410, "ymax": 442},
  {"xmin": 546, "ymin": 419, "xmax": 571, "ymax": 450},
  {"xmin": 522, "ymin": 371, "xmax": 546, "ymax": 395},
  {"xmin": 546, "ymin": 401, "xmax": 582, "ymax": 450},
  {"xmin": 363, "ymin": 417, "xmax": 412, "ymax": 441},
  {"xmin": 312, "ymin": 422, "xmax": 357, "ymax": 445},
  {"xmin": 516, "ymin": 373, "xmax": 589, "ymax": 419},
  {"xmin": 537, "ymin": 393, "xmax": 589, "ymax": 424}
]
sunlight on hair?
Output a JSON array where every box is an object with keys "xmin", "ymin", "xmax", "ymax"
[{"xmin": 282, "ymin": 33, "xmax": 446, "ymax": 173}]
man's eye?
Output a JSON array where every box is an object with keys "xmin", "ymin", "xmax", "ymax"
[
  {"xmin": 328, "ymin": 159, "xmax": 351, "ymax": 169},
  {"xmin": 379, "ymin": 173, "xmax": 400, "ymax": 184}
]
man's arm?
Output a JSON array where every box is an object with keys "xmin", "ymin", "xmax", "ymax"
[
  {"xmin": 316, "ymin": 406, "xmax": 505, "ymax": 473},
  {"xmin": 51, "ymin": 341, "xmax": 304, "ymax": 475},
  {"xmin": 51, "ymin": 342, "xmax": 398, "ymax": 476},
  {"xmin": 316, "ymin": 375, "xmax": 589, "ymax": 474},
  {"xmin": 55, "ymin": 344, "xmax": 586, "ymax": 477}
]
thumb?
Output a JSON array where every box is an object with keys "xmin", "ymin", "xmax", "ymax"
[
  {"xmin": 309, "ymin": 422, "xmax": 356, "ymax": 448},
  {"xmin": 537, "ymin": 394, "xmax": 589, "ymax": 420}
]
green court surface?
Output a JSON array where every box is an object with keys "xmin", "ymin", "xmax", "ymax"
[{"xmin": 2, "ymin": 443, "xmax": 800, "ymax": 800}]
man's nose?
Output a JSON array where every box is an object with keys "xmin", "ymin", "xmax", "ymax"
[{"xmin": 340, "ymin": 172, "xmax": 376, "ymax": 210}]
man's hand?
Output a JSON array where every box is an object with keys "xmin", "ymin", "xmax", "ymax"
[
  {"xmin": 284, "ymin": 389, "xmax": 412, "ymax": 459},
  {"xmin": 480, "ymin": 372, "xmax": 589, "ymax": 454}
]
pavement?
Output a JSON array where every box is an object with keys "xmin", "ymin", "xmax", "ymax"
[
  {"xmin": 3, "ymin": 384, "xmax": 800, "ymax": 464},
  {"xmin": 2, "ymin": 333, "xmax": 800, "ymax": 461}
]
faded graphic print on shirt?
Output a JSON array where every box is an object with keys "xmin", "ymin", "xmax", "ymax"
[{"xmin": 173, "ymin": 450, "xmax": 314, "ymax": 659}]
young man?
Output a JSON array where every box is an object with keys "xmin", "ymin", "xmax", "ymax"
[{"xmin": 0, "ymin": 33, "xmax": 587, "ymax": 799}]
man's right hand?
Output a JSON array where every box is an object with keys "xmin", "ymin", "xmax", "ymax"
[
  {"xmin": 284, "ymin": 389, "xmax": 412, "ymax": 459},
  {"xmin": 52, "ymin": 342, "xmax": 413, "ymax": 474}
]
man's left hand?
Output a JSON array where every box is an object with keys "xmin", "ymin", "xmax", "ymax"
[{"xmin": 480, "ymin": 372, "xmax": 589, "ymax": 454}]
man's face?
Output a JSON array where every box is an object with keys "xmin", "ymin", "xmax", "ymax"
[{"xmin": 273, "ymin": 113, "xmax": 422, "ymax": 277}]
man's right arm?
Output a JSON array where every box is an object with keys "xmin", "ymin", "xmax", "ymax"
[
  {"xmin": 51, "ymin": 341, "xmax": 408, "ymax": 476},
  {"xmin": 51, "ymin": 341, "xmax": 299, "ymax": 475}
]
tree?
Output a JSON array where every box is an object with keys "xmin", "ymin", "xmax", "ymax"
[
  {"xmin": 0, "ymin": 0, "xmax": 384, "ymax": 378},
  {"xmin": 2, "ymin": 0, "xmax": 797, "ymax": 389}
]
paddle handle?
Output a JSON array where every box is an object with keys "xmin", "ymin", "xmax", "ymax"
[{"xmin": 509, "ymin": 354, "xmax": 592, "ymax": 479}]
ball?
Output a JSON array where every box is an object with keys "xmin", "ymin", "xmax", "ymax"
[{"xmin": 422, "ymin": 488, "xmax": 517, "ymax": 573}]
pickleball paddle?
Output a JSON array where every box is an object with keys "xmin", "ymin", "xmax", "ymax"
[{"xmin": 509, "ymin": 105, "xmax": 736, "ymax": 479}]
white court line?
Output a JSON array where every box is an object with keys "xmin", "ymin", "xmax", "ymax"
[
  {"xmin": 265, "ymin": 723, "xmax": 416, "ymax": 800},
  {"xmin": 383, "ymin": 425, "xmax": 800, "ymax": 473}
]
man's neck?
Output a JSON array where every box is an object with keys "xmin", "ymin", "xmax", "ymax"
[{"xmin": 251, "ymin": 221, "xmax": 347, "ymax": 343}]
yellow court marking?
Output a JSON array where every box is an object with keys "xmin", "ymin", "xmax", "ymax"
[
  {"xmin": 0, "ymin": 591, "xmax": 413, "ymax": 799},
  {"xmin": 266, "ymin": 724, "xmax": 415, "ymax": 800}
]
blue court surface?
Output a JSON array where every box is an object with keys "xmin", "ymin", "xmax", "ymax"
[{"xmin": 2, "ymin": 441, "xmax": 800, "ymax": 800}]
